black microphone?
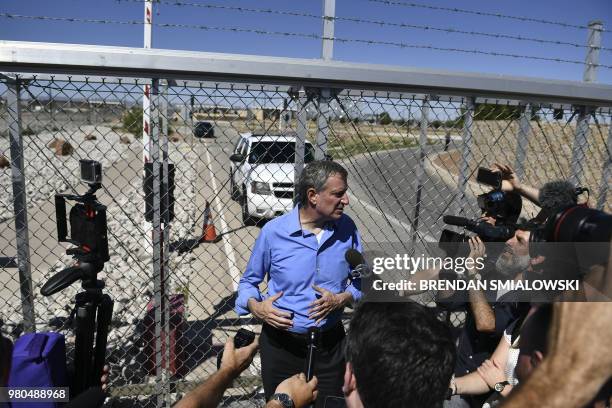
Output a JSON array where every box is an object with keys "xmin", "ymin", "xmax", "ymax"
[
  {"xmin": 442, "ymin": 215, "xmax": 477, "ymax": 229},
  {"xmin": 443, "ymin": 215, "xmax": 515, "ymax": 241},
  {"xmin": 345, "ymin": 249, "xmax": 370, "ymax": 278},
  {"xmin": 305, "ymin": 327, "xmax": 319, "ymax": 381}
]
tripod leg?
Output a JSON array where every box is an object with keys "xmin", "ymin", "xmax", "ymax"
[
  {"xmin": 73, "ymin": 294, "xmax": 96, "ymax": 397},
  {"xmin": 92, "ymin": 294, "xmax": 114, "ymax": 387}
]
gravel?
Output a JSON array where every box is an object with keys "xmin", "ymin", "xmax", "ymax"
[{"xmin": 0, "ymin": 125, "xmax": 199, "ymax": 379}]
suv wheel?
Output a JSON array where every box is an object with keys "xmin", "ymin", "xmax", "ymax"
[{"xmin": 241, "ymin": 187, "xmax": 256, "ymax": 226}]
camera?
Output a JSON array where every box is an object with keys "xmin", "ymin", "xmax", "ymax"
[
  {"xmin": 53, "ymin": 160, "xmax": 109, "ymax": 268},
  {"xmin": 41, "ymin": 159, "xmax": 114, "ymax": 397},
  {"xmin": 529, "ymin": 205, "xmax": 611, "ymax": 263},
  {"xmin": 475, "ymin": 167, "xmax": 523, "ymax": 224},
  {"xmin": 79, "ymin": 159, "xmax": 103, "ymax": 185},
  {"xmin": 43, "ymin": 159, "xmax": 109, "ymax": 295}
]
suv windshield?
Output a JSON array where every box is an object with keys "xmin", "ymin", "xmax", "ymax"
[{"xmin": 248, "ymin": 141, "xmax": 314, "ymax": 164}]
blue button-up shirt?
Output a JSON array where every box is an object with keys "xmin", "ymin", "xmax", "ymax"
[{"xmin": 235, "ymin": 205, "xmax": 363, "ymax": 333}]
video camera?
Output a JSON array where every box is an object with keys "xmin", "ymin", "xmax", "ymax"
[
  {"xmin": 440, "ymin": 167, "xmax": 522, "ymax": 245},
  {"xmin": 528, "ymin": 205, "xmax": 611, "ymax": 262}
]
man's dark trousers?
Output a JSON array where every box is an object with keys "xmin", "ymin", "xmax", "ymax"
[{"xmin": 260, "ymin": 323, "xmax": 346, "ymax": 408}]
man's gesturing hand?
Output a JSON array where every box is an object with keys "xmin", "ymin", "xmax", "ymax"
[
  {"xmin": 275, "ymin": 373, "xmax": 318, "ymax": 408},
  {"xmin": 249, "ymin": 292, "xmax": 293, "ymax": 330},
  {"xmin": 308, "ymin": 286, "xmax": 350, "ymax": 325}
]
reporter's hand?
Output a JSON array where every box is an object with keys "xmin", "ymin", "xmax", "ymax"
[
  {"xmin": 220, "ymin": 335, "xmax": 259, "ymax": 379},
  {"xmin": 100, "ymin": 365, "xmax": 110, "ymax": 391},
  {"xmin": 275, "ymin": 373, "xmax": 318, "ymax": 408},
  {"xmin": 467, "ymin": 236, "xmax": 486, "ymax": 276},
  {"xmin": 491, "ymin": 163, "xmax": 521, "ymax": 193},
  {"xmin": 249, "ymin": 292, "xmax": 293, "ymax": 330},
  {"xmin": 477, "ymin": 359, "xmax": 505, "ymax": 389}
]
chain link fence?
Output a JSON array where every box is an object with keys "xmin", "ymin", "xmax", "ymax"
[{"xmin": 1, "ymin": 68, "xmax": 611, "ymax": 407}]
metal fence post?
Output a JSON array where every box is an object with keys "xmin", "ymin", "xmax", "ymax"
[
  {"xmin": 514, "ymin": 102, "xmax": 532, "ymax": 180},
  {"xmin": 315, "ymin": 88, "xmax": 331, "ymax": 160},
  {"xmin": 411, "ymin": 95, "xmax": 429, "ymax": 248},
  {"xmin": 294, "ymin": 88, "xmax": 308, "ymax": 192},
  {"xmin": 160, "ymin": 79, "xmax": 171, "ymax": 408},
  {"xmin": 457, "ymin": 97, "xmax": 475, "ymax": 215},
  {"xmin": 596, "ymin": 121, "xmax": 611, "ymax": 210},
  {"xmin": 321, "ymin": 0, "xmax": 335, "ymax": 61},
  {"xmin": 570, "ymin": 106, "xmax": 592, "ymax": 187},
  {"xmin": 584, "ymin": 20, "xmax": 603, "ymax": 83},
  {"xmin": 149, "ymin": 78, "xmax": 165, "ymax": 408},
  {"xmin": 6, "ymin": 76, "xmax": 36, "ymax": 333}
]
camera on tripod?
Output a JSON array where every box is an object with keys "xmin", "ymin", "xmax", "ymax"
[{"xmin": 41, "ymin": 159, "xmax": 113, "ymax": 398}]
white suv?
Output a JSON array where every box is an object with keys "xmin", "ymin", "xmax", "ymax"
[{"xmin": 229, "ymin": 133, "xmax": 314, "ymax": 225}]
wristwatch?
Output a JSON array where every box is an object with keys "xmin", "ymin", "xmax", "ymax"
[
  {"xmin": 494, "ymin": 381, "xmax": 510, "ymax": 392},
  {"xmin": 270, "ymin": 393, "xmax": 295, "ymax": 408}
]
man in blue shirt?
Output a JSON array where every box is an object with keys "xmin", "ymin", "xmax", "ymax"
[{"xmin": 236, "ymin": 160, "xmax": 362, "ymax": 407}]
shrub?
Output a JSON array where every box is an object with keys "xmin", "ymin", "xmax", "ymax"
[
  {"xmin": 22, "ymin": 126, "xmax": 36, "ymax": 136},
  {"xmin": 122, "ymin": 107, "xmax": 143, "ymax": 137},
  {"xmin": 379, "ymin": 112, "xmax": 392, "ymax": 125}
]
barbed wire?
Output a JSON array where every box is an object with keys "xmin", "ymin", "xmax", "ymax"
[
  {"xmin": 115, "ymin": 0, "xmax": 612, "ymax": 52},
  {"xmin": 335, "ymin": 16, "xmax": 612, "ymax": 52},
  {"xmin": 368, "ymin": 0, "xmax": 610, "ymax": 33},
  {"xmin": 2, "ymin": 13, "xmax": 611, "ymax": 69}
]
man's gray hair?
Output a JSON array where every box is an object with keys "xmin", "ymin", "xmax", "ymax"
[{"xmin": 296, "ymin": 160, "xmax": 348, "ymax": 207}]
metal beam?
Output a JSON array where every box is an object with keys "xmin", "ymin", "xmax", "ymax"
[{"xmin": 1, "ymin": 41, "xmax": 611, "ymax": 106}]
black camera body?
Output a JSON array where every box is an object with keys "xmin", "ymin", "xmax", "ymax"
[
  {"xmin": 55, "ymin": 160, "xmax": 109, "ymax": 265},
  {"xmin": 55, "ymin": 196, "xmax": 109, "ymax": 265},
  {"xmin": 476, "ymin": 168, "xmax": 522, "ymax": 224}
]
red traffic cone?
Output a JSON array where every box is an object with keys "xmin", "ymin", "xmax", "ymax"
[{"xmin": 201, "ymin": 201, "xmax": 218, "ymax": 243}]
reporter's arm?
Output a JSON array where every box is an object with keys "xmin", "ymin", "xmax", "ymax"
[
  {"xmin": 492, "ymin": 163, "xmax": 539, "ymax": 205},
  {"xmin": 468, "ymin": 288, "xmax": 495, "ymax": 333},
  {"xmin": 174, "ymin": 337, "xmax": 259, "ymax": 408},
  {"xmin": 455, "ymin": 334, "xmax": 511, "ymax": 396},
  {"xmin": 500, "ymin": 359, "xmax": 582, "ymax": 407},
  {"xmin": 466, "ymin": 237, "xmax": 495, "ymax": 333},
  {"xmin": 515, "ymin": 183, "xmax": 540, "ymax": 205},
  {"xmin": 453, "ymin": 372, "xmax": 490, "ymax": 396},
  {"xmin": 502, "ymin": 302, "xmax": 612, "ymax": 408}
]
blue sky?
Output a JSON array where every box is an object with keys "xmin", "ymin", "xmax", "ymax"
[{"xmin": 1, "ymin": 0, "xmax": 611, "ymax": 84}]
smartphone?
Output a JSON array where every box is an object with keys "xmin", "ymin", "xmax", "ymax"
[
  {"xmin": 217, "ymin": 328, "xmax": 256, "ymax": 369},
  {"xmin": 476, "ymin": 167, "xmax": 502, "ymax": 189}
]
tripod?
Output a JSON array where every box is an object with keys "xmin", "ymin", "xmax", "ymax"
[{"xmin": 41, "ymin": 261, "xmax": 114, "ymax": 397}]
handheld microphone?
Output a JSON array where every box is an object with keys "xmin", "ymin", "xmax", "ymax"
[
  {"xmin": 345, "ymin": 249, "xmax": 370, "ymax": 278},
  {"xmin": 305, "ymin": 328, "xmax": 319, "ymax": 382}
]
